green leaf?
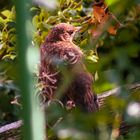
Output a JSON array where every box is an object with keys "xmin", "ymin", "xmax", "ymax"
[
  {"xmin": 86, "ymin": 55, "xmax": 98, "ymax": 63},
  {"xmin": 0, "ymin": 20, "xmax": 5, "ymax": 30},
  {"xmin": 2, "ymin": 53, "xmax": 16, "ymax": 60},
  {"xmin": 1, "ymin": 10, "xmax": 12, "ymax": 20},
  {"xmin": 105, "ymin": 0, "xmax": 120, "ymax": 6}
]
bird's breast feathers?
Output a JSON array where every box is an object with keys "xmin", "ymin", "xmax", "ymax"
[{"xmin": 42, "ymin": 41, "xmax": 83, "ymax": 65}]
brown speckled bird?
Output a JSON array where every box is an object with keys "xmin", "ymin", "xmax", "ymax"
[{"xmin": 39, "ymin": 23, "xmax": 99, "ymax": 112}]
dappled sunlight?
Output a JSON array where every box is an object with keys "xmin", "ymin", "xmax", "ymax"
[{"xmin": 127, "ymin": 102, "xmax": 140, "ymax": 118}]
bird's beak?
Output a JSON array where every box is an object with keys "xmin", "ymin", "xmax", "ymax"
[{"xmin": 73, "ymin": 26, "xmax": 81, "ymax": 41}]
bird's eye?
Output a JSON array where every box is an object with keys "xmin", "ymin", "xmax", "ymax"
[{"xmin": 68, "ymin": 30, "xmax": 74, "ymax": 35}]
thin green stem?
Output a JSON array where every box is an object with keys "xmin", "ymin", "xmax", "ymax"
[
  {"xmin": 15, "ymin": 0, "xmax": 33, "ymax": 139},
  {"xmin": 15, "ymin": 0, "xmax": 45, "ymax": 140}
]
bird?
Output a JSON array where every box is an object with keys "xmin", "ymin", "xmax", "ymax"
[{"xmin": 39, "ymin": 23, "xmax": 99, "ymax": 112}]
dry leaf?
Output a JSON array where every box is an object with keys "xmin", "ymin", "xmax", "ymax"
[
  {"xmin": 108, "ymin": 25, "xmax": 117, "ymax": 35},
  {"xmin": 90, "ymin": 1, "xmax": 120, "ymax": 38},
  {"xmin": 93, "ymin": 6, "xmax": 106, "ymax": 23}
]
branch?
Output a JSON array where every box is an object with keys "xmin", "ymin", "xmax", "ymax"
[{"xmin": 0, "ymin": 120, "xmax": 22, "ymax": 139}]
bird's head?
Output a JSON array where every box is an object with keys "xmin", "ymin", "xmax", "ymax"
[{"xmin": 46, "ymin": 23, "xmax": 81, "ymax": 42}]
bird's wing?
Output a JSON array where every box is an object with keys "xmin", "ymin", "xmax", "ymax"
[{"xmin": 61, "ymin": 48, "xmax": 83, "ymax": 65}]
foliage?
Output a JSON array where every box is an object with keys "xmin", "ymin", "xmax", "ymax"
[
  {"xmin": 0, "ymin": 0, "xmax": 140, "ymax": 140},
  {"xmin": 0, "ymin": 0, "xmax": 18, "ymax": 125}
]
